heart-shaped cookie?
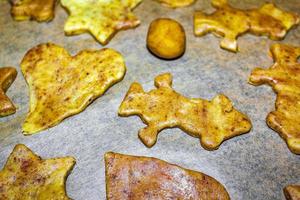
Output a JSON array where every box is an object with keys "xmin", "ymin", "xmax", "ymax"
[{"xmin": 21, "ymin": 43, "xmax": 126, "ymax": 134}]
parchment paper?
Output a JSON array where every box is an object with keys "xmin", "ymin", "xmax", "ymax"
[{"xmin": 0, "ymin": 0, "xmax": 299, "ymax": 199}]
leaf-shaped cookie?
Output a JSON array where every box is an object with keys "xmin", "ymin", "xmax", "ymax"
[
  {"xmin": 61, "ymin": 0, "xmax": 143, "ymax": 45},
  {"xmin": 119, "ymin": 73, "xmax": 252, "ymax": 150},
  {"xmin": 105, "ymin": 152, "xmax": 230, "ymax": 200},
  {"xmin": 0, "ymin": 144, "xmax": 75, "ymax": 199},
  {"xmin": 21, "ymin": 43, "xmax": 126, "ymax": 134},
  {"xmin": 249, "ymin": 44, "xmax": 300, "ymax": 154}
]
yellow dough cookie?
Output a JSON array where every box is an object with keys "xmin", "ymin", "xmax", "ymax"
[
  {"xmin": 0, "ymin": 67, "xmax": 17, "ymax": 117},
  {"xmin": 194, "ymin": 0, "xmax": 299, "ymax": 52},
  {"xmin": 249, "ymin": 44, "xmax": 300, "ymax": 154},
  {"xmin": 21, "ymin": 43, "xmax": 126, "ymax": 134},
  {"xmin": 119, "ymin": 73, "xmax": 252, "ymax": 150},
  {"xmin": 284, "ymin": 185, "xmax": 300, "ymax": 200},
  {"xmin": 61, "ymin": 0, "xmax": 143, "ymax": 45},
  {"xmin": 154, "ymin": 0, "xmax": 195, "ymax": 8},
  {"xmin": 0, "ymin": 144, "xmax": 75, "ymax": 199}
]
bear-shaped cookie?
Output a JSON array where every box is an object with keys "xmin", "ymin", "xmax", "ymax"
[{"xmin": 119, "ymin": 73, "xmax": 252, "ymax": 150}]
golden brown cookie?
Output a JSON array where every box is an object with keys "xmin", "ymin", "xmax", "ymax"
[
  {"xmin": 0, "ymin": 144, "xmax": 75, "ymax": 199},
  {"xmin": 21, "ymin": 43, "xmax": 126, "ymax": 134},
  {"xmin": 105, "ymin": 152, "xmax": 230, "ymax": 200},
  {"xmin": 194, "ymin": 0, "xmax": 299, "ymax": 52},
  {"xmin": 249, "ymin": 44, "xmax": 300, "ymax": 154},
  {"xmin": 119, "ymin": 73, "xmax": 251, "ymax": 150},
  {"xmin": 61, "ymin": 0, "xmax": 143, "ymax": 45},
  {"xmin": 0, "ymin": 67, "xmax": 17, "ymax": 117},
  {"xmin": 147, "ymin": 18, "xmax": 186, "ymax": 59},
  {"xmin": 284, "ymin": 185, "xmax": 300, "ymax": 200},
  {"xmin": 154, "ymin": 0, "xmax": 196, "ymax": 8},
  {"xmin": 10, "ymin": 0, "xmax": 56, "ymax": 22}
]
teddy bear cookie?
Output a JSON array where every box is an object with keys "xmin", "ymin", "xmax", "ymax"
[
  {"xmin": 119, "ymin": 73, "xmax": 252, "ymax": 150},
  {"xmin": 194, "ymin": 0, "xmax": 299, "ymax": 52},
  {"xmin": 249, "ymin": 44, "xmax": 300, "ymax": 154}
]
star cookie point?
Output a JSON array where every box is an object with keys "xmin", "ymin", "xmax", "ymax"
[{"xmin": 61, "ymin": 0, "xmax": 143, "ymax": 45}]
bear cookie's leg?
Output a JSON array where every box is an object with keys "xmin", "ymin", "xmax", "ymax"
[
  {"xmin": 138, "ymin": 124, "xmax": 162, "ymax": 147},
  {"xmin": 200, "ymin": 134, "xmax": 224, "ymax": 150},
  {"xmin": 220, "ymin": 34, "xmax": 239, "ymax": 52}
]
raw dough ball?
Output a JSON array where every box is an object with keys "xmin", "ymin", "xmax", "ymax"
[{"xmin": 147, "ymin": 18, "xmax": 186, "ymax": 59}]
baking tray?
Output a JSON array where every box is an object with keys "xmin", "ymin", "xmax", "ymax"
[{"xmin": 0, "ymin": 0, "xmax": 299, "ymax": 199}]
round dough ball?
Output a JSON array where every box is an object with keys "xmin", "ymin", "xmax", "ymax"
[{"xmin": 147, "ymin": 18, "xmax": 186, "ymax": 59}]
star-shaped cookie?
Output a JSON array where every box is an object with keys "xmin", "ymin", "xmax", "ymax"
[
  {"xmin": 0, "ymin": 67, "xmax": 17, "ymax": 117},
  {"xmin": 0, "ymin": 144, "xmax": 75, "ymax": 199},
  {"xmin": 61, "ymin": 0, "xmax": 143, "ymax": 45},
  {"xmin": 10, "ymin": 0, "xmax": 57, "ymax": 22},
  {"xmin": 21, "ymin": 43, "xmax": 126, "ymax": 134},
  {"xmin": 249, "ymin": 44, "xmax": 300, "ymax": 154}
]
